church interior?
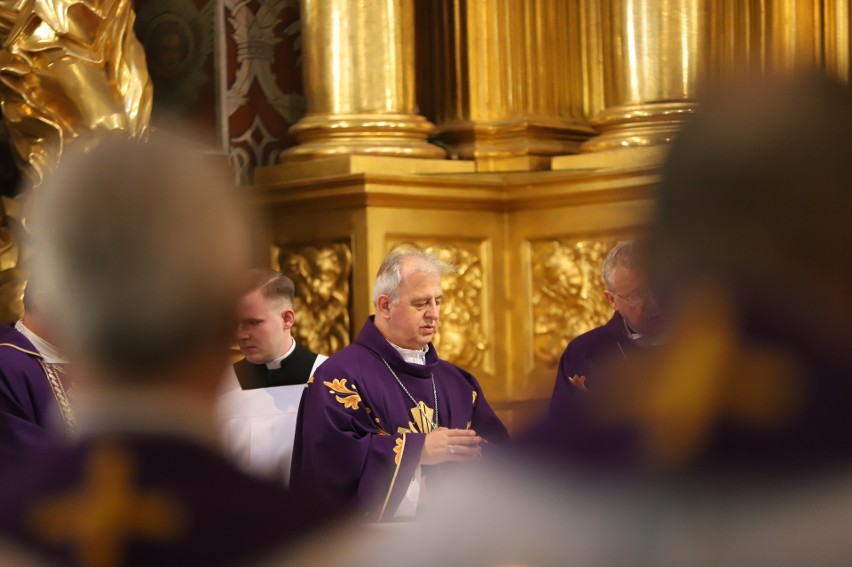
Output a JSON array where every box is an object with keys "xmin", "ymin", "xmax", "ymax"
[
  {"xmin": 1, "ymin": 1, "xmax": 852, "ymax": 564},
  {"xmin": 0, "ymin": 0, "xmax": 849, "ymax": 433}
]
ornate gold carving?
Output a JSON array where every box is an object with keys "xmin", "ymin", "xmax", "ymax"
[
  {"xmin": 273, "ymin": 242, "xmax": 352, "ymax": 355},
  {"xmin": 0, "ymin": 0, "xmax": 152, "ymax": 322},
  {"xmin": 388, "ymin": 240, "xmax": 489, "ymax": 372},
  {"xmin": 0, "ymin": 0, "xmax": 152, "ymax": 186},
  {"xmin": 531, "ymin": 237, "xmax": 620, "ymax": 368}
]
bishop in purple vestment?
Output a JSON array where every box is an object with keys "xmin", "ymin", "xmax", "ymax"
[
  {"xmin": 291, "ymin": 249, "xmax": 509, "ymax": 521},
  {"xmin": 550, "ymin": 240, "xmax": 665, "ymax": 414}
]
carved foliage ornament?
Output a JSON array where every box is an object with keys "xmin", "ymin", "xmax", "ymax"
[
  {"xmin": 0, "ymin": 0, "xmax": 152, "ymax": 322},
  {"xmin": 531, "ymin": 237, "xmax": 620, "ymax": 368},
  {"xmin": 273, "ymin": 242, "xmax": 352, "ymax": 356},
  {"xmin": 388, "ymin": 241, "xmax": 489, "ymax": 373}
]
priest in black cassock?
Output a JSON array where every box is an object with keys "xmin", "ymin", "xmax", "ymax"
[
  {"xmin": 217, "ymin": 269, "xmax": 327, "ymax": 483},
  {"xmin": 230, "ymin": 268, "xmax": 327, "ymax": 388},
  {"xmin": 549, "ymin": 239, "xmax": 665, "ymax": 413}
]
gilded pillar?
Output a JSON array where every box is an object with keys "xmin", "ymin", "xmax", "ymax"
[
  {"xmin": 583, "ymin": 0, "xmax": 709, "ymax": 152},
  {"xmin": 518, "ymin": 0, "xmax": 597, "ymax": 157},
  {"xmin": 417, "ymin": 0, "xmax": 524, "ymax": 160},
  {"xmin": 418, "ymin": 0, "xmax": 594, "ymax": 163},
  {"xmin": 761, "ymin": 0, "xmax": 822, "ymax": 75},
  {"xmin": 282, "ymin": 0, "xmax": 443, "ymax": 161},
  {"xmin": 823, "ymin": 0, "xmax": 851, "ymax": 83}
]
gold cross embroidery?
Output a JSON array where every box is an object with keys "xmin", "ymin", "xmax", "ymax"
[
  {"xmin": 28, "ymin": 442, "xmax": 185, "ymax": 567},
  {"xmin": 397, "ymin": 402, "xmax": 436, "ymax": 435}
]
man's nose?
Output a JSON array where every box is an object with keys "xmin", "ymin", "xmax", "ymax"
[{"xmin": 425, "ymin": 299, "xmax": 439, "ymax": 319}]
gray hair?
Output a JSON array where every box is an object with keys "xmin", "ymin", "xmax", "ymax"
[
  {"xmin": 602, "ymin": 240, "xmax": 643, "ymax": 290},
  {"xmin": 373, "ymin": 248, "xmax": 454, "ymax": 306},
  {"xmin": 29, "ymin": 132, "xmax": 250, "ymax": 378}
]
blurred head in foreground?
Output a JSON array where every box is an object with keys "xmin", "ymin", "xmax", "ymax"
[
  {"xmin": 641, "ymin": 74, "xmax": 852, "ymax": 472},
  {"xmin": 28, "ymin": 132, "xmax": 249, "ymax": 391},
  {"xmin": 522, "ymin": 75, "xmax": 852, "ymax": 476},
  {"xmin": 552, "ymin": 74, "xmax": 852, "ymax": 475}
]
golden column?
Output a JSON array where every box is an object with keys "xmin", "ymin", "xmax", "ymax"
[
  {"xmin": 824, "ymin": 0, "xmax": 852, "ymax": 83},
  {"xmin": 515, "ymin": 0, "xmax": 598, "ymax": 157},
  {"xmin": 583, "ymin": 0, "xmax": 710, "ymax": 152},
  {"xmin": 417, "ymin": 0, "xmax": 524, "ymax": 161},
  {"xmin": 281, "ymin": 0, "xmax": 444, "ymax": 161},
  {"xmin": 416, "ymin": 0, "xmax": 595, "ymax": 166}
]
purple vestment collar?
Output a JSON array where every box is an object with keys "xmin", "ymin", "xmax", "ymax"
[
  {"xmin": 0, "ymin": 323, "xmax": 40, "ymax": 357},
  {"xmin": 354, "ymin": 316, "xmax": 439, "ymax": 378}
]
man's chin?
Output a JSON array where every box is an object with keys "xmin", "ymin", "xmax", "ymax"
[
  {"xmin": 242, "ymin": 352, "xmax": 262, "ymax": 364},
  {"xmin": 639, "ymin": 321, "xmax": 665, "ymax": 337}
]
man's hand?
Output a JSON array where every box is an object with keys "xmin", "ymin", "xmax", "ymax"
[{"xmin": 420, "ymin": 427, "xmax": 483, "ymax": 465}]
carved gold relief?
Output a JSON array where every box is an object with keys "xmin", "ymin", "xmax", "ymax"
[
  {"xmin": 531, "ymin": 237, "xmax": 621, "ymax": 368},
  {"xmin": 387, "ymin": 240, "xmax": 489, "ymax": 373},
  {"xmin": 0, "ymin": 0, "xmax": 152, "ymax": 322},
  {"xmin": 0, "ymin": 0, "xmax": 152, "ymax": 187},
  {"xmin": 272, "ymin": 242, "xmax": 352, "ymax": 356}
]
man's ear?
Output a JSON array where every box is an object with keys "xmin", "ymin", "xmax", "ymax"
[
  {"xmin": 376, "ymin": 294, "xmax": 392, "ymax": 319},
  {"xmin": 604, "ymin": 290, "xmax": 617, "ymax": 311},
  {"xmin": 281, "ymin": 308, "xmax": 295, "ymax": 330}
]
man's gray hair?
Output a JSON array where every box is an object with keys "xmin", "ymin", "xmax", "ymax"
[
  {"xmin": 602, "ymin": 240, "xmax": 643, "ymax": 290},
  {"xmin": 373, "ymin": 248, "xmax": 454, "ymax": 306},
  {"xmin": 29, "ymin": 132, "xmax": 250, "ymax": 378}
]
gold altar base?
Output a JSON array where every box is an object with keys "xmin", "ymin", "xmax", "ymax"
[
  {"xmin": 436, "ymin": 119, "xmax": 597, "ymax": 162},
  {"xmin": 281, "ymin": 113, "xmax": 445, "ymax": 162},
  {"xmin": 583, "ymin": 101, "xmax": 699, "ymax": 152},
  {"xmin": 435, "ymin": 120, "xmax": 528, "ymax": 160},
  {"xmin": 258, "ymin": 155, "xmax": 474, "ymax": 184},
  {"xmin": 251, "ymin": 150, "xmax": 660, "ymax": 434},
  {"xmin": 526, "ymin": 119, "xmax": 598, "ymax": 156}
]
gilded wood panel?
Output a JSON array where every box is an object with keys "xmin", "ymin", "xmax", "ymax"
[
  {"xmin": 272, "ymin": 242, "xmax": 352, "ymax": 356},
  {"xmin": 529, "ymin": 236, "xmax": 622, "ymax": 369}
]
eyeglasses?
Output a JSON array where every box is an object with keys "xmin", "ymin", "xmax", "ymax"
[{"xmin": 611, "ymin": 290, "xmax": 653, "ymax": 307}]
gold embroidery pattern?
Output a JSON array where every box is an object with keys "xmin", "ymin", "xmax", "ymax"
[
  {"xmin": 472, "ymin": 390, "xmax": 478, "ymax": 407},
  {"xmin": 396, "ymin": 403, "xmax": 437, "ymax": 435},
  {"xmin": 324, "ymin": 379, "xmax": 362, "ymax": 410},
  {"xmin": 40, "ymin": 361, "xmax": 74, "ymax": 434},
  {"xmin": 393, "ymin": 437, "xmax": 404, "ymax": 465},
  {"xmin": 305, "ymin": 376, "xmax": 315, "ymax": 389},
  {"xmin": 366, "ymin": 407, "xmax": 389, "ymax": 434},
  {"xmin": 379, "ymin": 433, "xmax": 407, "ymax": 521}
]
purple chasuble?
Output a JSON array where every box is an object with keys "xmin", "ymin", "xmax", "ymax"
[
  {"xmin": 0, "ymin": 433, "xmax": 333, "ymax": 566},
  {"xmin": 0, "ymin": 324, "xmax": 66, "ymax": 460},
  {"xmin": 549, "ymin": 312, "xmax": 638, "ymax": 414},
  {"xmin": 291, "ymin": 316, "xmax": 509, "ymax": 521}
]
